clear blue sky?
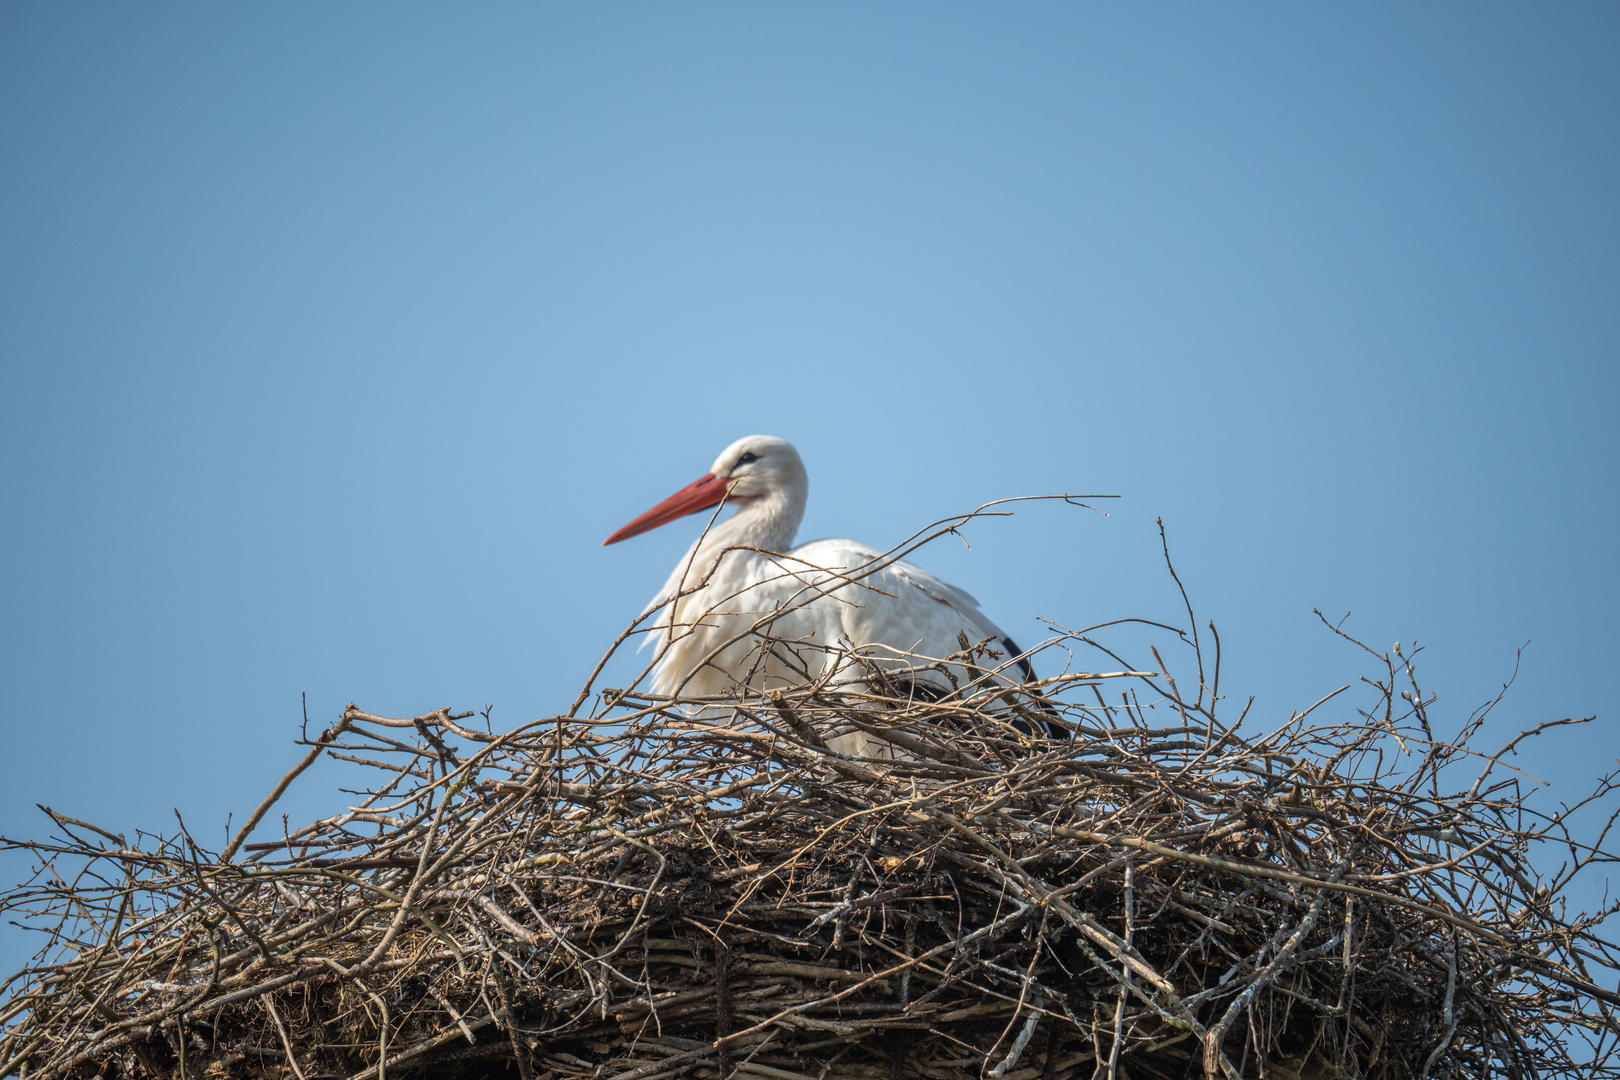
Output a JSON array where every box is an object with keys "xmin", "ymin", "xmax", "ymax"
[{"xmin": 2, "ymin": 4, "xmax": 1617, "ymax": 976}]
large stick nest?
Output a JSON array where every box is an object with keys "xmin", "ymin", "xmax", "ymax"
[{"xmin": 4, "ymin": 529, "xmax": 1619, "ymax": 1080}]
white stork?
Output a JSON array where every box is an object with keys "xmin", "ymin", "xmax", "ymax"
[{"xmin": 603, "ymin": 435, "xmax": 1056, "ymax": 755}]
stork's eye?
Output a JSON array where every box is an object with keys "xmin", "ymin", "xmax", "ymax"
[{"xmin": 735, "ymin": 452, "xmax": 759, "ymax": 466}]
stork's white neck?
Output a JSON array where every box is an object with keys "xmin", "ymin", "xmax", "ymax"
[{"xmin": 702, "ymin": 486, "xmax": 804, "ymax": 556}]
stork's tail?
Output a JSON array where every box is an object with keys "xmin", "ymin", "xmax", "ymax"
[{"xmin": 1001, "ymin": 636, "xmax": 1067, "ymax": 740}]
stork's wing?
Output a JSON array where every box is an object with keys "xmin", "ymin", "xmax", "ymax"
[
  {"xmin": 782, "ymin": 539, "xmax": 1010, "ymax": 673},
  {"xmin": 777, "ymin": 540, "xmax": 1060, "ymax": 744}
]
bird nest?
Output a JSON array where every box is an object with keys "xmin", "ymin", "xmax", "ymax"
[{"xmin": 4, "ymin": 554, "xmax": 1619, "ymax": 1080}]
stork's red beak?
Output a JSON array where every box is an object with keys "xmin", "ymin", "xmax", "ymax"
[{"xmin": 603, "ymin": 473, "xmax": 730, "ymax": 545}]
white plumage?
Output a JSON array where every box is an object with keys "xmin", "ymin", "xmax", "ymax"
[{"xmin": 603, "ymin": 435, "xmax": 1044, "ymax": 754}]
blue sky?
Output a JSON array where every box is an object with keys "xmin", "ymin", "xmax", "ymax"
[{"xmin": 2, "ymin": 4, "xmax": 1617, "ymax": 975}]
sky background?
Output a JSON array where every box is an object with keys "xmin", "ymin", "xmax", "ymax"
[{"xmin": 2, "ymin": 4, "xmax": 1617, "ymax": 978}]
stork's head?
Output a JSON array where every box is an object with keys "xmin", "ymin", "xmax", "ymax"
[
  {"xmin": 709, "ymin": 435, "xmax": 805, "ymax": 502},
  {"xmin": 603, "ymin": 435, "xmax": 807, "ymax": 545}
]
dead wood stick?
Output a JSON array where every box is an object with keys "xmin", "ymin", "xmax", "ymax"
[{"xmin": 221, "ymin": 715, "xmax": 353, "ymax": 863}]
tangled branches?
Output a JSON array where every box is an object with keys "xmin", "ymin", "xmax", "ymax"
[{"xmin": 3, "ymin": 531, "xmax": 1618, "ymax": 1080}]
